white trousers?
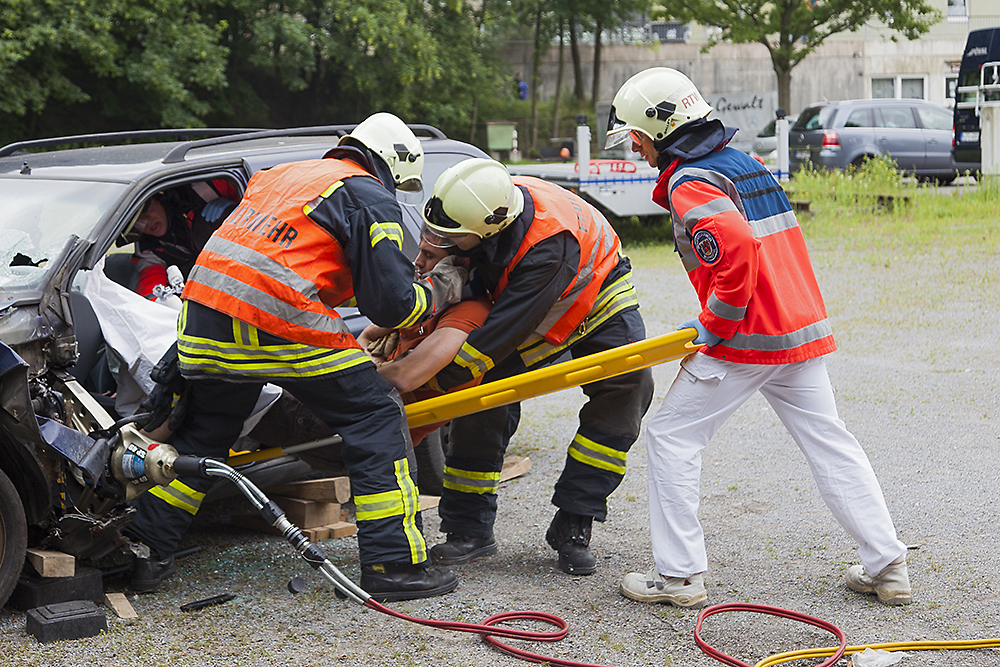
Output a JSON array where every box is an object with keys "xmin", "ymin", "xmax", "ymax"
[{"xmin": 645, "ymin": 352, "xmax": 906, "ymax": 579}]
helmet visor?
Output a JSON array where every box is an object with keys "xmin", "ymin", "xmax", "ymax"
[
  {"xmin": 424, "ymin": 196, "xmax": 463, "ymax": 230},
  {"xmin": 420, "ymin": 222, "xmax": 458, "ymax": 249},
  {"xmin": 605, "ymin": 105, "xmax": 632, "ymax": 149}
]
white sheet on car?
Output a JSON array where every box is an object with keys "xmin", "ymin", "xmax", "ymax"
[{"xmin": 83, "ymin": 256, "xmax": 280, "ymax": 435}]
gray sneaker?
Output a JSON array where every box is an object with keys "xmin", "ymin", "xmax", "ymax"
[
  {"xmin": 846, "ymin": 558, "xmax": 912, "ymax": 606},
  {"xmin": 619, "ymin": 567, "xmax": 708, "ymax": 608}
]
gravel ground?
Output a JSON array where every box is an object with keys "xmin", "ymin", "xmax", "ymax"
[{"xmin": 2, "ymin": 232, "xmax": 998, "ymax": 667}]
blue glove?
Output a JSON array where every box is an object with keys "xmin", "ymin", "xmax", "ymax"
[
  {"xmin": 678, "ymin": 318, "xmax": 723, "ymax": 347},
  {"xmin": 201, "ymin": 198, "xmax": 234, "ymax": 223}
]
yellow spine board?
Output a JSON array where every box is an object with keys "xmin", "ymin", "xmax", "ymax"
[{"xmin": 405, "ymin": 329, "xmax": 701, "ymax": 429}]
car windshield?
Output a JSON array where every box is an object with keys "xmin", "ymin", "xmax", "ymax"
[
  {"xmin": 0, "ymin": 178, "xmax": 126, "ymax": 290},
  {"xmin": 791, "ymin": 106, "xmax": 834, "ymax": 131}
]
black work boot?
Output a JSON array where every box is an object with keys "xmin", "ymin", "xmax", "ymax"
[
  {"xmin": 360, "ymin": 562, "xmax": 459, "ymax": 602},
  {"xmin": 131, "ymin": 552, "xmax": 177, "ymax": 593},
  {"xmin": 545, "ymin": 509, "xmax": 597, "ymax": 575},
  {"xmin": 428, "ymin": 534, "xmax": 498, "ymax": 565}
]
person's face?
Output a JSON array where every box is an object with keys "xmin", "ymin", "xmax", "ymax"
[
  {"xmin": 414, "ymin": 238, "xmax": 451, "ymax": 278},
  {"xmin": 631, "ymin": 131, "xmax": 658, "ymax": 169},
  {"xmin": 134, "ymin": 199, "xmax": 169, "ymax": 237}
]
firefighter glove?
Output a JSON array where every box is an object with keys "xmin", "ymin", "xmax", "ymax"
[{"xmin": 419, "ymin": 255, "xmax": 468, "ymax": 313}]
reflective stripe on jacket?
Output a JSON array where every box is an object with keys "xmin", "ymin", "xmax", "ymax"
[
  {"xmin": 654, "ymin": 147, "xmax": 836, "ymax": 364},
  {"xmin": 496, "ymin": 176, "xmax": 622, "ymax": 345},
  {"xmin": 183, "ymin": 159, "xmax": 374, "ymax": 349}
]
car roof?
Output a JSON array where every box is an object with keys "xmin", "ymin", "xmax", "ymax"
[
  {"xmin": 807, "ymin": 98, "xmax": 942, "ymax": 110},
  {"xmin": 0, "ymin": 125, "xmax": 465, "ymax": 182}
]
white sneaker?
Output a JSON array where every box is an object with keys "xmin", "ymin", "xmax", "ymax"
[
  {"xmin": 846, "ymin": 558, "xmax": 912, "ymax": 606},
  {"xmin": 620, "ymin": 567, "xmax": 708, "ymax": 608}
]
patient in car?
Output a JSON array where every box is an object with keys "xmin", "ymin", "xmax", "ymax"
[{"xmin": 118, "ymin": 182, "xmax": 238, "ymax": 300}]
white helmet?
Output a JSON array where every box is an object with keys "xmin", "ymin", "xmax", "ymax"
[
  {"xmin": 605, "ymin": 67, "xmax": 713, "ymax": 149},
  {"xmin": 423, "ymin": 158, "xmax": 524, "ymax": 240},
  {"xmin": 339, "ymin": 112, "xmax": 424, "ymax": 192}
]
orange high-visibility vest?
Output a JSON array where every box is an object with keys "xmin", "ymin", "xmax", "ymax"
[
  {"xmin": 183, "ymin": 159, "xmax": 376, "ymax": 349},
  {"xmin": 494, "ymin": 176, "xmax": 622, "ymax": 345}
]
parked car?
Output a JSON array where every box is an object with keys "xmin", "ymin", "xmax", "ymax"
[
  {"xmin": 751, "ymin": 115, "xmax": 798, "ymax": 160},
  {"xmin": 789, "ymin": 99, "xmax": 961, "ymax": 184},
  {"xmin": 0, "ymin": 126, "xmax": 487, "ymax": 608}
]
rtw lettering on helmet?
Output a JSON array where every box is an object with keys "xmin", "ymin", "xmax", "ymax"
[
  {"xmin": 226, "ymin": 201, "xmax": 299, "ymax": 249},
  {"xmin": 680, "ymin": 92, "xmax": 702, "ymax": 109}
]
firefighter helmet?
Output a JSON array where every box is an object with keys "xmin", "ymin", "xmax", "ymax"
[
  {"xmin": 339, "ymin": 112, "xmax": 425, "ymax": 192},
  {"xmin": 605, "ymin": 68, "xmax": 713, "ymax": 149},
  {"xmin": 423, "ymin": 158, "xmax": 524, "ymax": 240}
]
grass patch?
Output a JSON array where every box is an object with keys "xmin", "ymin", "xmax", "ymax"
[{"xmin": 611, "ymin": 155, "xmax": 999, "ymax": 252}]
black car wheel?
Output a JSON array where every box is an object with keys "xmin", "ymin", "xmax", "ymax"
[{"xmin": 0, "ymin": 468, "xmax": 27, "ymax": 609}]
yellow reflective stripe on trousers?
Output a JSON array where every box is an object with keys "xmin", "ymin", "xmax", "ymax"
[
  {"xmin": 394, "ymin": 458, "xmax": 426, "ymax": 562},
  {"xmin": 442, "ymin": 466, "xmax": 501, "ymax": 495},
  {"xmin": 354, "ymin": 460, "xmax": 426, "ymax": 562},
  {"xmin": 148, "ymin": 480, "xmax": 206, "ymax": 516},
  {"xmin": 568, "ymin": 433, "xmax": 627, "ymax": 475}
]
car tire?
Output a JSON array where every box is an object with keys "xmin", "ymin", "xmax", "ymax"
[
  {"xmin": 0, "ymin": 468, "xmax": 27, "ymax": 609},
  {"xmin": 414, "ymin": 428, "xmax": 447, "ymax": 496},
  {"xmin": 935, "ymin": 175, "xmax": 957, "ymax": 186}
]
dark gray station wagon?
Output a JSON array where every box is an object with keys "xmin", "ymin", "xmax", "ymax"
[{"xmin": 789, "ymin": 98, "xmax": 962, "ymax": 184}]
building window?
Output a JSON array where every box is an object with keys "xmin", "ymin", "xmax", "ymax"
[
  {"xmin": 948, "ymin": 0, "xmax": 968, "ymax": 21},
  {"xmin": 870, "ymin": 75, "xmax": 927, "ymax": 100},
  {"xmin": 945, "ymin": 75, "xmax": 958, "ymax": 107},
  {"xmin": 872, "ymin": 78, "xmax": 895, "ymax": 99},
  {"xmin": 650, "ymin": 21, "xmax": 687, "ymax": 43}
]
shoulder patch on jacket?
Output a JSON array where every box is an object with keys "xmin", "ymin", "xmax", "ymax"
[{"xmin": 692, "ymin": 229, "xmax": 720, "ymax": 264}]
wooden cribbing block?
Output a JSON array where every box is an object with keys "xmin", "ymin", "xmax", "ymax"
[
  {"xmin": 500, "ymin": 456, "xmax": 531, "ymax": 483},
  {"xmin": 269, "ymin": 477, "xmax": 351, "ymax": 503},
  {"xmin": 419, "ymin": 495, "xmax": 440, "ymax": 512},
  {"xmin": 26, "ymin": 549, "xmax": 75, "ymax": 578},
  {"xmin": 328, "ymin": 522, "xmax": 357, "ymax": 538},
  {"xmin": 272, "ymin": 497, "xmax": 341, "ymax": 529},
  {"xmin": 103, "ymin": 592, "xmax": 138, "ymax": 619},
  {"xmin": 232, "ymin": 514, "xmax": 356, "ymax": 540},
  {"xmin": 303, "ymin": 526, "xmax": 330, "ymax": 541}
]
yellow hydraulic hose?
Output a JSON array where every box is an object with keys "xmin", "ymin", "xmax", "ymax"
[{"xmin": 757, "ymin": 638, "xmax": 1000, "ymax": 667}]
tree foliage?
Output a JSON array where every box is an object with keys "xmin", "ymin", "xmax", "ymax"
[
  {"xmin": 0, "ymin": 0, "xmax": 514, "ymax": 145},
  {"xmin": 0, "ymin": 0, "xmax": 228, "ymax": 137},
  {"xmin": 657, "ymin": 0, "xmax": 941, "ymax": 109}
]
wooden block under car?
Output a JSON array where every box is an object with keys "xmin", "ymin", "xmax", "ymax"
[
  {"xmin": 269, "ymin": 476, "xmax": 351, "ymax": 503},
  {"xmin": 500, "ymin": 456, "xmax": 531, "ymax": 482},
  {"xmin": 26, "ymin": 549, "xmax": 75, "ymax": 578},
  {"xmin": 271, "ymin": 497, "xmax": 342, "ymax": 529},
  {"xmin": 327, "ymin": 521, "xmax": 357, "ymax": 538},
  {"xmin": 231, "ymin": 509, "xmax": 352, "ymax": 537},
  {"xmin": 26, "ymin": 600, "xmax": 108, "ymax": 643},
  {"xmin": 103, "ymin": 592, "xmax": 138, "ymax": 619}
]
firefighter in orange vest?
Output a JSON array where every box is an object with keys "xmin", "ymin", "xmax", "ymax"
[
  {"xmin": 125, "ymin": 113, "xmax": 463, "ymax": 602},
  {"xmin": 606, "ymin": 68, "xmax": 910, "ymax": 608},
  {"xmin": 421, "ymin": 158, "xmax": 654, "ymax": 576}
]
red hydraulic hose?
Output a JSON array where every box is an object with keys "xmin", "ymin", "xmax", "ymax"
[
  {"xmin": 366, "ymin": 599, "xmax": 615, "ymax": 667},
  {"xmin": 694, "ymin": 603, "xmax": 847, "ymax": 667}
]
